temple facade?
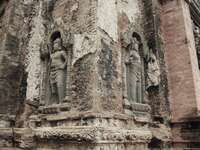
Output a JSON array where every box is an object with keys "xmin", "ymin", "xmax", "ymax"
[{"xmin": 0, "ymin": 0, "xmax": 200, "ymax": 149}]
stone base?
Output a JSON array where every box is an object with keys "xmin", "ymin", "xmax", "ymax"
[
  {"xmin": 32, "ymin": 111, "xmax": 151, "ymax": 128},
  {"xmin": 38, "ymin": 103, "xmax": 71, "ymax": 114},
  {"xmin": 172, "ymin": 117, "xmax": 200, "ymax": 149},
  {"xmin": 36, "ymin": 143, "xmax": 149, "ymax": 150},
  {"xmin": 0, "ymin": 126, "xmax": 151, "ymax": 150},
  {"xmin": 124, "ymin": 102, "xmax": 151, "ymax": 122},
  {"xmin": 0, "ymin": 111, "xmax": 153, "ymax": 149},
  {"xmin": 36, "ymin": 128, "xmax": 150, "ymax": 149},
  {"xmin": 0, "ymin": 128, "xmax": 13, "ymax": 148},
  {"xmin": 0, "ymin": 111, "xmax": 174, "ymax": 150}
]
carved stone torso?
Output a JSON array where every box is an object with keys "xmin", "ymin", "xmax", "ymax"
[
  {"xmin": 50, "ymin": 50, "xmax": 67, "ymax": 71},
  {"xmin": 128, "ymin": 49, "xmax": 142, "ymax": 78},
  {"xmin": 125, "ymin": 39, "xmax": 143, "ymax": 103},
  {"xmin": 50, "ymin": 50, "xmax": 67, "ymax": 86},
  {"xmin": 46, "ymin": 37, "xmax": 68, "ymax": 104}
]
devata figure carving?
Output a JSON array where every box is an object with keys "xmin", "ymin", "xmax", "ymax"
[
  {"xmin": 50, "ymin": 37, "xmax": 68, "ymax": 104},
  {"xmin": 146, "ymin": 49, "xmax": 160, "ymax": 89},
  {"xmin": 125, "ymin": 37, "xmax": 142, "ymax": 103},
  {"xmin": 193, "ymin": 24, "xmax": 200, "ymax": 68}
]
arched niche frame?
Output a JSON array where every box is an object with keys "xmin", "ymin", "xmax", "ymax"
[
  {"xmin": 40, "ymin": 29, "xmax": 73, "ymax": 110},
  {"xmin": 121, "ymin": 31, "xmax": 150, "ymax": 116}
]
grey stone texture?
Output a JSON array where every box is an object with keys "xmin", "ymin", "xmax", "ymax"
[{"xmin": 0, "ymin": 0, "xmax": 173, "ymax": 149}]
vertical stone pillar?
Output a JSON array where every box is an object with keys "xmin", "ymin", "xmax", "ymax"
[
  {"xmin": 94, "ymin": 0, "xmax": 123, "ymax": 113},
  {"xmin": 161, "ymin": 0, "xmax": 200, "ymax": 148},
  {"xmin": 161, "ymin": 0, "xmax": 200, "ymax": 123},
  {"xmin": 0, "ymin": 0, "xmax": 23, "ymax": 128}
]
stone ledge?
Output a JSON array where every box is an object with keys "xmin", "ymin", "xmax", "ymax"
[
  {"xmin": 38, "ymin": 103, "xmax": 71, "ymax": 114},
  {"xmin": 35, "ymin": 112, "xmax": 134, "ymax": 128},
  {"xmin": 34, "ymin": 126, "xmax": 152, "ymax": 144},
  {"xmin": 0, "ymin": 115, "xmax": 15, "ymax": 128},
  {"xmin": 33, "ymin": 111, "xmax": 151, "ymax": 128},
  {"xmin": 0, "ymin": 128, "xmax": 34, "ymax": 149},
  {"xmin": 131, "ymin": 103, "xmax": 151, "ymax": 113},
  {"xmin": 35, "ymin": 127, "xmax": 97, "ymax": 142},
  {"xmin": 0, "ymin": 128, "xmax": 13, "ymax": 147},
  {"xmin": 39, "ymin": 111, "xmax": 132, "ymax": 121},
  {"xmin": 0, "ymin": 127, "xmax": 152, "ymax": 143},
  {"xmin": 150, "ymin": 124, "xmax": 171, "ymax": 143},
  {"xmin": 124, "ymin": 99, "xmax": 151, "ymax": 112},
  {"xmin": 124, "ymin": 103, "xmax": 150, "ymax": 113},
  {"xmin": 0, "ymin": 127, "xmax": 152, "ymax": 148},
  {"xmin": 124, "ymin": 103, "xmax": 151, "ymax": 123},
  {"xmin": 0, "ymin": 128, "xmax": 21, "ymax": 148},
  {"xmin": 0, "ymin": 148, "xmax": 21, "ymax": 150}
]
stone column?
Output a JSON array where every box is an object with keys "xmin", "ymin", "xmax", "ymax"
[
  {"xmin": 0, "ymin": 0, "xmax": 23, "ymax": 128},
  {"xmin": 161, "ymin": 0, "xmax": 200, "ymax": 148},
  {"xmin": 161, "ymin": 0, "xmax": 200, "ymax": 123}
]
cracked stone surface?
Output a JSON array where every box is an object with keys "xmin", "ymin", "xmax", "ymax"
[{"xmin": 0, "ymin": 0, "xmax": 175, "ymax": 149}]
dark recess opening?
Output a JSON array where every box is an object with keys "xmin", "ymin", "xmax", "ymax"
[
  {"xmin": 148, "ymin": 137, "xmax": 162, "ymax": 149},
  {"xmin": 50, "ymin": 31, "xmax": 61, "ymax": 42}
]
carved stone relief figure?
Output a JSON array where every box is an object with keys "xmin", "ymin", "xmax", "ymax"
[
  {"xmin": 49, "ymin": 37, "xmax": 68, "ymax": 104},
  {"xmin": 146, "ymin": 49, "xmax": 160, "ymax": 89},
  {"xmin": 125, "ymin": 36, "xmax": 143, "ymax": 103},
  {"xmin": 193, "ymin": 23, "xmax": 200, "ymax": 68},
  {"xmin": 40, "ymin": 32, "xmax": 70, "ymax": 105}
]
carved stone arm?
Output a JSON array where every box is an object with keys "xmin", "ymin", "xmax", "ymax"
[
  {"xmin": 59, "ymin": 51, "xmax": 68, "ymax": 69},
  {"xmin": 40, "ymin": 44, "xmax": 50, "ymax": 61},
  {"xmin": 63, "ymin": 52, "xmax": 68, "ymax": 68}
]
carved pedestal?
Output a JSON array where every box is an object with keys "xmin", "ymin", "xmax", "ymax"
[
  {"xmin": 26, "ymin": 112, "xmax": 152, "ymax": 150},
  {"xmin": 39, "ymin": 103, "xmax": 71, "ymax": 114}
]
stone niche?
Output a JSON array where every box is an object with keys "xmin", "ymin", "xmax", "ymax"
[
  {"xmin": 121, "ymin": 31, "xmax": 151, "ymax": 118},
  {"xmin": 39, "ymin": 30, "xmax": 73, "ymax": 114},
  {"xmin": 37, "ymin": 0, "xmax": 98, "ymax": 115}
]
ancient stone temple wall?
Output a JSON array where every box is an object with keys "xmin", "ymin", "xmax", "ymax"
[
  {"xmin": 161, "ymin": 0, "xmax": 200, "ymax": 149},
  {"xmin": 0, "ymin": 0, "xmax": 24, "ymax": 126},
  {"xmin": 0, "ymin": 0, "xmax": 176, "ymax": 149},
  {"xmin": 143, "ymin": 0, "xmax": 170, "ymax": 123},
  {"xmin": 33, "ymin": 1, "xmax": 153, "ymax": 149}
]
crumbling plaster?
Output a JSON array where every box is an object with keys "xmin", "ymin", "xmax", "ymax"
[{"xmin": 97, "ymin": 0, "xmax": 141, "ymax": 42}]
